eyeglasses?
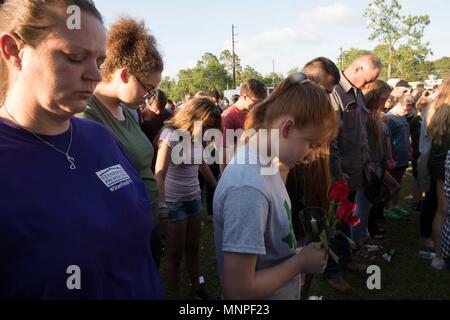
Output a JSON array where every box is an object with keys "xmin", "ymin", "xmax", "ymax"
[{"xmin": 135, "ymin": 75, "xmax": 157, "ymax": 102}]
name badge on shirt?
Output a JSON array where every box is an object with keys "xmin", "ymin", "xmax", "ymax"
[{"xmin": 96, "ymin": 164, "xmax": 133, "ymax": 192}]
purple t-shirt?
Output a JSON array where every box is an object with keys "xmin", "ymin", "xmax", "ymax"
[
  {"xmin": 159, "ymin": 127, "xmax": 202, "ymax": 203},
  {"xmin": 0, "ymin": 117, "xmax": 165, "ymax": 299}
]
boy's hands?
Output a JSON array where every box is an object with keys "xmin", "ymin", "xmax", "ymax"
[{"xmin": 299, "ymin": 242, "xmax": 328, "ymax": 274}]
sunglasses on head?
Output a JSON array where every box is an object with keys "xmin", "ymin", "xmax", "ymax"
[
  {"xmin": 290, "ymin": 72, "xmax": 331, "ymax": 93},
  {"xmin": 289, "ymin": 72, "xmax": 310, "ymax": 86}
]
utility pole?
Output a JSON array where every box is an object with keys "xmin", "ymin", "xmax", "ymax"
[
  {"xmin": 340, "ymin": 47, "xmax": 344, "ymax": 70},
  {"xmin": 272, "ymin": 60, "xmax": 275, "ymax": 87},
  {"xmin": 232, "ymin": 24, "xmax": 238, "ymax": 89}
]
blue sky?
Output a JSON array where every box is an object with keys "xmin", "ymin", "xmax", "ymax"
[{"xmin": 94, "ymin": 0, "xmax": 449, "ymax": 79}]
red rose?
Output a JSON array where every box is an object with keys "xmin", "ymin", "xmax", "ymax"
[
  {"xmin": 344, "ymin": 215, "xmax": 361, "ymax": 227},
  {"xmin": 329, "ymin": 181, "xmax": 350, "ymax": 202},
  {"xmin": 335, "ymin": 199, "xmax": 356, "ymax": 222}
]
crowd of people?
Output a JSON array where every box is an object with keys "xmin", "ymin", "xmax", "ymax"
[{"xmin": 0, "ymin": 0, "xmax": 449, "ymax": 300}]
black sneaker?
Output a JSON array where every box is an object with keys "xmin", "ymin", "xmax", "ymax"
[{"xmin": 192, "ymin": 284, "xmax": 213, "ymax": 300}]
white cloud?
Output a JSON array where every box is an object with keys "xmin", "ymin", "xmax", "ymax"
[
  {"xmin": 225, "ymin": 27, "xmax": 322, "ymax": 72},
  {"xmin": 222, "ymin": 3, "xmax": 366, "ymax": 75},
  {"xmin": 305, "ymin": 3, "xmax": 360, "ymax": 25},
  {"xmin": 232, "ymin": 26, "xmax": 321, "ymax": 53},
  {"xmin": 252, "ymin": 27, "xmax": 315, "ymax": 44}
]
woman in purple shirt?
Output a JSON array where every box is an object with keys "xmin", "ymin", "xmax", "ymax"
[{"xmin": 0, "ymin": 0, "xmax": 164, "ymax": 299}]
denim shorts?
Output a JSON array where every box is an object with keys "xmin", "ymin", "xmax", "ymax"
[{"xmin": 166, "ymin": 198, "xmax": 203, "ymax": 222}]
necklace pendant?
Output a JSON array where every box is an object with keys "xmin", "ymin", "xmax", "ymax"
[{"xmin": 66, "ymin": 155, "xmax": 76, "ymax": 170}]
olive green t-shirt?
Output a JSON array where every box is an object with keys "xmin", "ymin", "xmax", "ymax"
[{"xmin": 79, "ymin": 96, "xmax": 159, "ymax": 223}]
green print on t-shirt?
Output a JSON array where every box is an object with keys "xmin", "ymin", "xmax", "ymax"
[{"xmin": 282, "ymin": 200, "xmax": 297, "ymax": 250}]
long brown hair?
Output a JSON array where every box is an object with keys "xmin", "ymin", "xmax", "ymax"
[
  {"xmin": 303, "ymin": 147, "xmax": 332, "ymax": 209},
  {"xmin": 148, "ymin": 89, "xmax": 168, "ymax": 112},
  {"xmin": 164, "ymin": 97, "xmax": 221, "ymax": 141},
  {"xmin": 363, "ymin": 79, "xmax": 392, "ymax": 154},
  {"xmin": 428, "ymin": 76, "xmax": 450, "ymax": 146},
  {"xmin": 0, "ymin": 0, "xmax": 103, "ymax": 103}
]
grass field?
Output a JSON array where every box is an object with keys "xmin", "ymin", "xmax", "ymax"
[{"xmin": 160, "ymin": 170, "xmax": 450, "ymax": 300}]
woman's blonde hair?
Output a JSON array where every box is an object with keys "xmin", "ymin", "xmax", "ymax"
[
  {"xmin": 0, "ymin": 0, "xmax": 103, "ymax": 103},
  {"xmin": 164, "ymin": 97, "xmax": 221, "ymax": 141},
  {"xmin": 101, "ymin": 16, "xmax": 163, "ymax": 81},
  {"xmin": 416, "ymin": 96, "xmax": 432, "ymax": 115},
  {"xmin": 428, "ymin": 76, "xmax": 450, "ymax": 146},
  {"xmin": 244, "ymin": 73, "xmax": 338, "ymax": 143},
  {"xmin": 399, "ymin": 94, "xmax": 415, "ymax": 107}
]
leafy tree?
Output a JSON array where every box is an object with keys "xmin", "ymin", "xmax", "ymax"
[
  {"xmin": 220, "ymin": 50, "xmax": 242, "ymax": 87},
  {"xmin": 191, "ymin": 53, "xmax": 230, "ymax": 92},
  {"xmin": 158, "ymin": 76, "xmax": 177, "ymax": 99},
  {"xmin": 336, "ymin": 46, "xmax": 433, "ymax": 81},
  {"xmin": 433, "ymin": 57, "xmax": 450, "ymax": 79},
  {"xmin": 172, "ymin": 69, "xmax": 196, "ymax": 102},
  {"xmin": 287, "ymin": 67, "xmax": 300, "ymax": 76},
  {"xmin": 164, "ymin": 53, "xmax": 231, "ymax": 101},
  {"xmin": 364, "ymin": 0, "xmax": 431, "ymax": 79},
  {"xmin": 416, "ymin": 60, "xmax": 435, "ymax": 81},
  {"xmin": 239, "ymin": 65, "xmax": 264, "ymax": 84},
  {"xmin": 262, "ymin": 72, "xmax": 284, "ymax": 88},
  {"xmin": 374, "ymin": 44, "xmax": 431, "ymax": 81}
]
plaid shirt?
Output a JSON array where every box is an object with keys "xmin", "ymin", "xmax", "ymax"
[{"xmin": 441, "ymin": 151, "xmax": 450, "ymax": 258}]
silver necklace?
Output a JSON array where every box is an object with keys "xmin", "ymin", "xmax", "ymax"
[{"xmin": 3, "ymin": 107, "xmax": 77, "ymax": 170}]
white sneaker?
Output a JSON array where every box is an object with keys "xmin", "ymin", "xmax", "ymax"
[{"xmin": 431, "ymin": 256, "xmax": 446, "ymax": 271}]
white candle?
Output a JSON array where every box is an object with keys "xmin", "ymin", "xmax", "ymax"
[{"xmin": 311, "ymin": 217, "xmax": 319, "ymax": 236}]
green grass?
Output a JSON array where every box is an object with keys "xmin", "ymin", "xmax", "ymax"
[{"xmin": 160, "ymin": 170, "xmax": 450, "ymax": 300}]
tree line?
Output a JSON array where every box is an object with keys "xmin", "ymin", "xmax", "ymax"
[
  {"xmin": 159, "ymin": 50, "xmax": 285, "ymax": 102},
  {"xmin": 160, "ymin": 0, "xmax": 449, "ymax": 101}
]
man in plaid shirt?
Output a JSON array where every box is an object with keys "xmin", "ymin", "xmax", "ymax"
[{"xmin": 442, "ymin": 150, "xmax": 450, "ymax": 271}]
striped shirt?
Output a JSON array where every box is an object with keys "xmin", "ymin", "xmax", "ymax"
[{"xmin": 441, "ymin": 150, "xmax": 450, "ymax": 258}]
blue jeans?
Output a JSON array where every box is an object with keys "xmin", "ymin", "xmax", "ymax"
[
  {"xmin": 351, "ymin": 187, "xmax": 371, "ymax": 243},
  {"xmin": 323, "ymin": 223, "xmax": 352, "ymax": 279}
]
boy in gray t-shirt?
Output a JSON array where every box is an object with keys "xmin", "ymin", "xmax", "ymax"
[{"xmin": 213, "ymin": 145, "xmax": 300, "ymax": 300}]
